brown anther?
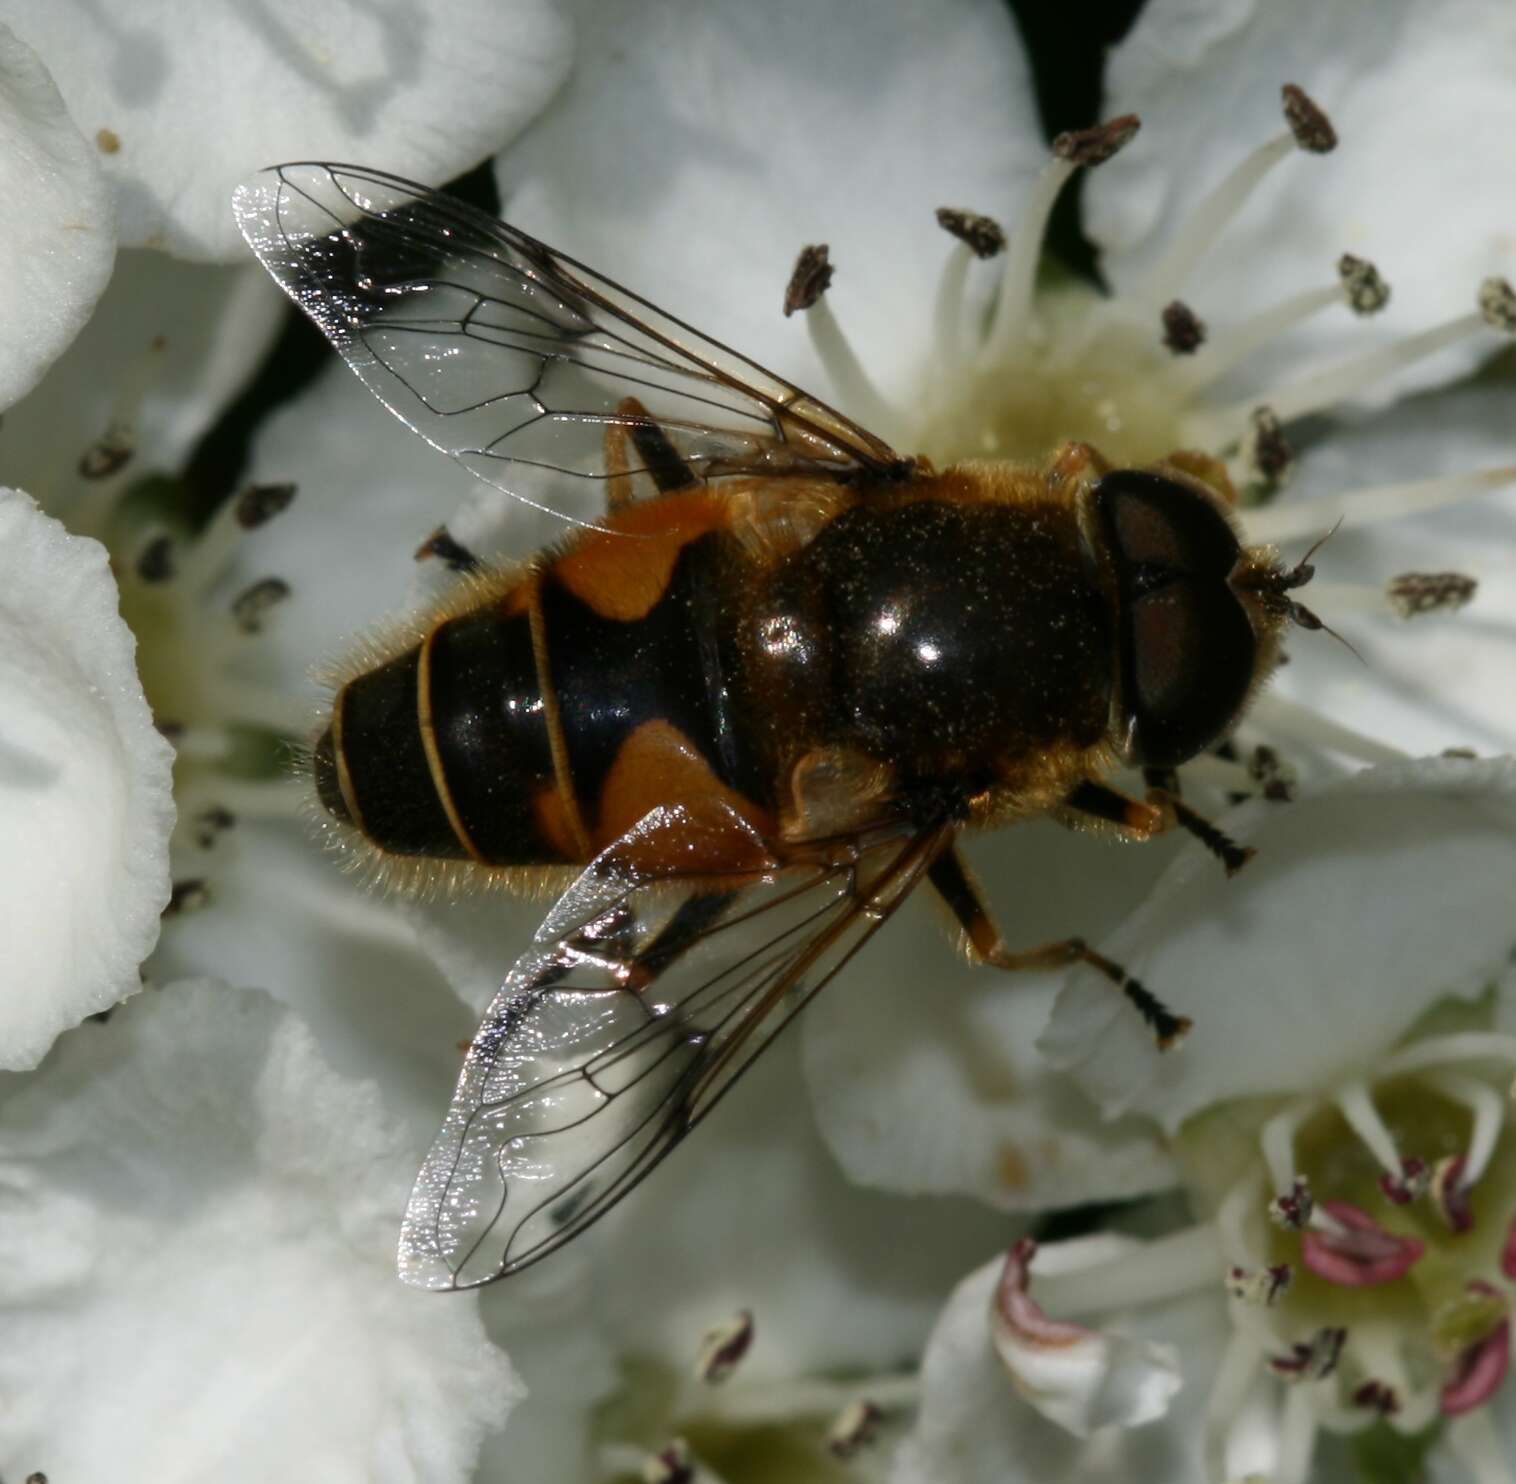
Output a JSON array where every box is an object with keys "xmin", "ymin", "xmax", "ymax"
[
  {"xmin": 1161, "ymin": 300, "xmax": 1207, "ymax": 354},
  {"xmin": 1281, "ymin": 84, "xmax": 1337, "ymax": 154},
  {"xmin": 234, "ymin": 481, "xmax": 298, "ymax": 529},
  {"xmin": 1269, "ymin": 1326, "xmax": 1347, "ymax": 1381},
  {"xmin": 135, "ymin": 534, "xmax": 176, "ymax": 584},
  {"xmin": 26, "ymin": 1474, "xmax": 49, "ymax": 1484},
  {"xmin": 783, "ymin": 244, "xmax": 833, "ymax": 317},
  {"xmin": 1269, "ymin": 1176, "xmax": 1314, "ymax": 1231},
  {"xmin": 1247, "ymin": 744, "xmax": 1297, "ymax": 803},
  {"xmin": 1336, "ymin": 254, "xmax": 1390, "ymax": 315},
  {"xmin": 414, "ymin": 525, "xmax": 482, "ymax": 573},
  {"xmin": 826, "ymin": 1399, "xmax": 884, "ymax": 1459},
  {"xmin": 1353, "ymin": 1380, "xmax": 1401, "ymax": 1417},
  {"xmin": 1431, "ymin": 1154, "xmax": 1474, "ymax": 1234},
  {"xmin": 1443, "ymin": 746, "xmax": 1479, "ymax": 761},
  {"xmin": 935, "ymin": 207, "xmax": 1006, "ymax": 259},
  {"xmin": 1477, "ymin": 276, "xmax": 1516, "ymax": 333},
  {"xmin": 165, "ymin": 879, "xmax": 210, "ymax": 917},
  {"xmin": 1242, "ymin": 405, "xmax": 1293, "ymax": 488},
  {"xmin": 192, "ymin": 805, "xmax": 236, "ymax": 849},
  {"xmin": 1052, "ymin": 113, "xmax": 1141, "ymax": 167},
  {"xmin": 1226, "ymin": 1263, "xmax": 1293, "ymax": 1306},
  {"xmin": 1379, "ymin": 1156, "xmax": 1429, "ymax": 1205},
  {"xmin": 231, "ymin": 576, "xmax": 291, "ymax": 634},
  {"xmin": 695, "ymin": 1308, "xmax": 754, "ymax": 1383},
  {"xmin": 78, "ymin": 429, "xmax": 134, "ymax": 479},
  {"xmin": 1387, "ymin": 571, "xmax": 1477, "ymax": 619},
  {"xmin": 642, "ymin": 1439, "xmax": 693, "ymax": 1484}
]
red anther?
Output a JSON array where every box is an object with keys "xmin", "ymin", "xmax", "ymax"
[{"xmin": 1301, "ymin": 1202, "xmax": 1425, "ymax": 1287}]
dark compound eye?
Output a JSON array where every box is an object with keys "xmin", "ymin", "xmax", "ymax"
[{"xmin": 1095, "ymin": 470, "xmax": 1257, "ymax": 767}]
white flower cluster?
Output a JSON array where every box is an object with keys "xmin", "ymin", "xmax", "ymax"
[{"xmin": 3, "ymin": 1, "xmax": 1516, "ymax": 1481}]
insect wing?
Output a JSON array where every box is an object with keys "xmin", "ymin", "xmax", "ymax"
[
  {"xmin": 232, "ymin": 163, "xmax": 902, "ymax": 525},
  {"xmin": 399, "ymin": 806, "xmax": 945, "ymax": 1289}
]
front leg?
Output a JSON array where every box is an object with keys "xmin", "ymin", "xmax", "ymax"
[
  {"xmin": 926, "ymin": 843, "xmax": 1190, "ymax": 1049},
  {"xmin": 1068, "ymin": 777, "xmax": 1255, "ymax": 878}
]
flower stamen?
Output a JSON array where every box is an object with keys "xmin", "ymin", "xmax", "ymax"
[{"xmin": 1300, "ymin": 1201, "xmax": 1425, "ymax": 1286}]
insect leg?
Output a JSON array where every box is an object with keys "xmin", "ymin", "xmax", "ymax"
[
  {"xmin": 926, "ymin": 844, "xmax": 1190, "ymax": 1049},
  {"xmin": 604, "ymin": 396, "xmax": 699, "ymax": 511},
  {"xmin": 1069, "ymin": 778, "xmax": 1255, "ymax": 878},
  {"xmin": 624, "ymin": 889, "xmax": 740, "ymax": 992}
]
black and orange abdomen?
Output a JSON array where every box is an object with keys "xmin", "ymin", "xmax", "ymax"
[{"xmin": 313, "ymin": 489, "xmax": 775, "ymax": 874}]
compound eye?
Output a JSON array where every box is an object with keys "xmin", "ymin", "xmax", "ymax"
[
  {"xmin": 1094, "ymin": 469, "xmax": 1255, "ymax": 766},
  {"xmin": 1127, "ymin": 578, "xmax": 1256, "ymax": 766}
]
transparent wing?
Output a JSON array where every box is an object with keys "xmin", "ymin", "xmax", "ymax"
[
  {"xmin": 399, "ymin": 805, "xmax": 947, "ymax": 1289},
  {"xmin": 232, "ymin": 163, "xmax": 905, "ymax": 524}
]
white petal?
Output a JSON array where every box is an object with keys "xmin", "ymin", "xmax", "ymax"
[
  {"xmin": 0, "ymin": 981, "xmax": 518, "ymax": 1482},
  {"xmin": 1253, "ymin": 379, "xmax": 1516, "ymax": 758},
  {"xmin": 896, "ymin": 1250, "xmax": 1221, "ymax": 1484},
  {"xmin": 804, "ymin": 822, "xmax": 1178, "ymax": 1211},
  {"xmin": 496, "ymin": 0, "xmax": 1044, "ymax": 409},
  {"xmin": 0, "ymin": 490, "xmax": 175, "ymax": 1068},
  {"xmin": 1088, "ymin": 0, "xmax": 1516, "ymax": 406},
  {"xmin": 7, "ymin": 0, "xmax": 573, "ymax": 260},
  {"xmin": 1040, "ymin": 757, "xmax": 1516, "ymax": 1131},
  {"xmin": 988, "ymin": 1239, "xmax": 1182, "ymax": 1438},
  {"xmin": 3, "ymin": 251, "xmax": 284, "ymax": 509},
  {"xmin": 0, "ymin": 23, "xmax": 113, "ymax": 409}
]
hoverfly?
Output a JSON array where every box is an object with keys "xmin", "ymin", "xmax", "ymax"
[{"xmin": 233, "ymin": 164, "xmax": 1321, "ymax": 1290}]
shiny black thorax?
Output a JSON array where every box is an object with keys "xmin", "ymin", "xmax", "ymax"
[{"xmin": 729, "ymin": 499, "xmax": 1112, "ymax": 798}]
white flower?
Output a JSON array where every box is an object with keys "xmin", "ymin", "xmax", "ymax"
[{"xmin": 3, "ymin": 0, "xmax": 1516, "ymax": 1480}]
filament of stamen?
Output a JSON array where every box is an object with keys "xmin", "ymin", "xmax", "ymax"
[
  {"xmin": 1202, "ymin": 1328, "xmax": 1267, "ymax": 1484},
  {"xmin": 1035, "ymin": 1225, "xmax": 1223, "ymax": 1318},
  {"xmin": 1247, "ymin": 694, "xmax": 1408, "ymax": 766},
  {"xmin": 933, "ymin": 241, "xmax": 974, "ymax": 367},
  {"xmin": 1419, "ymin": 1070, "xmax": 1505, "ymax": 1184},
  {"xmin": 1134, "ymin": 133, "xmax": 1295, "ymax": 310},
  {"xmin": 1186, "ymin": 311, "xmax": 1493, "ymax": 447},
  {"xmin": 696, "ymin": 1373, "xmax": 919, "ymax": 1426},
  {"xmin": 171, "ymin": 492, "xmax": 260, "ymax": 596},
  {"xmin": 201, "ymin": 680, "xmax": 312, "ymax": 737},
  {"xmin": 1244, "ymin": 466, "xmax": 1516, "ymax": 545},
  {"xmin": 1336, "ymin": 1082, "xmax": 1404, "ymax": 1178},
  {"xmin": 805, "ymin": 299, "xmax": 897, "ymax": 433},
  {"xmin": 1260, "ymin": 1101, "xmax": 1314, "ymax": 1194},
  {"xmin": 1170, "ymin": 284, "xmax": 1342, "ymax": 398},
  {"xmin": 1276, "ymin": 1383, "xmax": 1320, "ymax": 1484},
  {"xmin": 1219, "ymin": 1167, "xmax": 1273, "ymax": 1264},
  {"xmin": 1380, "ymin": 1033, "xmax": 1516, "ymax": 1080},
  {"xmin": 1446, "ymin": 1406, "xmax": 1516, "ymax": 1484},
  {"xmin": 166, "ymin": 726, "xmax": 236, "ymax": 763},
  {"xmin": 981, "ymin": 155, "xmax": 1077, "ymax": 361},
  {"xmin": 176, "ymin": 777, "xmax": 307, "ymax": 821}
]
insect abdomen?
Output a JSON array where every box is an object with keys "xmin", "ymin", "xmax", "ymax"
[{"xmin": 316, "ymin": 593, "xmax": 561, "ymax": 865}]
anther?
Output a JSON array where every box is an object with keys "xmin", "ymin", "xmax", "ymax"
[
  {"xmin": 134, "ymin": 534, "xmax": 176, "ymax": 584},
  {"xmin": 1281, "ymin": 84, "xmax": 1337, "ymax": 154},
  {"xmin": 1247, "ymin": 744, "xmax": 1296, "ymax": 803},
  {"xmin": 1477, "ymin": 276, "xmax": 1516, "ymax": 333},
  {"xmin": 415, "ymin": 526, "xmax": 482, "ymax": 573},
  {"xmin": 1300, "ymin": 1201, "xmax": 1425, "ymax": 1287},
  {"xmin": 78, "ymin": 427, "xmax": 135, "ymax": 479},
  {"xmin": 1052, "ymin": 113, "xmax": 1141, "ymax": 167},
  {"xmin": 826, "ymin": 1399, "xmax": 883, "ymax": 1459},
  {"xmin": 164, "ymin": 879, "xmax": 211, "ymax": 917},
  {"xmin": 1240, "ymin": 405, "xmax": 1293, "ymax": 490},
  {"xmin": 642, "ymin": 1439, "xmax": 694, "ymax": 1484},
  {"xmin": 1161, "ymin": 301, "xmax": 1207, "ymax": 355},
  {"xmin": 1226, "ymin": 1263, "xmax": 1292, "ymax": 1305},
  {"xmin": 1269, "ymin": 1326, "xmax": 1347, "ymax": 1381},
  {"xmin": 935, "ymin": 207, "xmax": 1005, "ymax": 259},
  {"xmin": 192, "ymin": 805, "xmax": 236, "ymax": 849},
  {"xmin": 1387, "ymin": 571, "xmax": 1477, "ymax": 619},
  {"xmin": 1269, "ymin": 1177, "xmax": 1315, "ymax": 1231},
  {"xmin": 1430, "ymin": 1154, "xmax": 1474, "ymax": 1234},
  {"xmin": 1438, "ymin": 1282, "xmax": 1510, "ymax": 1415},
  {"xmin": 234, "ymin": 482, "xmax": 297, "ymax": 529},
  {"xmin": 1378, "ymin": 1156, "xmax": 1429, "ymax": 1206},
  {"xmin": 1353, "ymin": 1381, "xmax": 1401, "ymax": 1417},
  {"xmin": 1338, "ymin": 254, "xmax": 1390, "ymax": 315},
  {"xmin": 783, "ymin": 244, "xmax": 833, "ymax": 317},
  {"xmin": 695, "ymin": 1309, "xmax": 754, "ymax": 1384},
  {"xmin": 231, "ymin": 577, "xmax": 291, "ymax": 634}
]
